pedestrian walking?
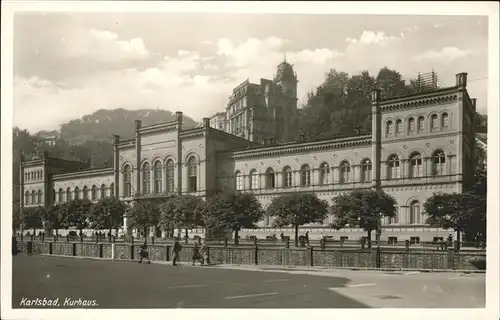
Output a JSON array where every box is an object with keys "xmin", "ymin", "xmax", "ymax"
[
  {"xmin": 138, "ymin": 242, "xmax": 151, "ymax": 264},
  {"xmin": 192, "ymin": 242, "xmax": 203, "ymax": 266},
  {"xmin": 172, "ymin": 238, "xmax": 182, "ymax": 266},
  {"xmin": 201, "ymin": 241, "xmax": 209, "ymax": 266}
]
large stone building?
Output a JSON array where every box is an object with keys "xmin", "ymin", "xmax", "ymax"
[
  {"xmin": 209, "ymin": 60, "xmax": 299, "ymax": 144},
  {"xmin": 19, "ymin": 72, "xmax": 478, "ymax": 242}
]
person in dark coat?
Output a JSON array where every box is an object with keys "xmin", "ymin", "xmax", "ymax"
[
  {"xmin": 138, "ymin": 242, "xmax": 150, "ymax": 264},
  {"xmin": 172, "ymin": 238, "xmax": 182, "ymax": 266},
  {"xmin": 192, "ymin": 242, "xmax": 203, "ymax": 266}
]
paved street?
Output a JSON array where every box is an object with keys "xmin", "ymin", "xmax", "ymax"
[{"xmin": 12, "ymin": 255, "xmax": 485, "ymax": 308}]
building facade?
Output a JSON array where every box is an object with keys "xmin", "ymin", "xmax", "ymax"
[
  {"xmin": 20, "ymin": 73, "xmax": 478, "ymax": 242},
  {"xmin": 209, "ymin": 60, "xmax": 299, "ymax": 144}
]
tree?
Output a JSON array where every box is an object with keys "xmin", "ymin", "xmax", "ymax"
[
  {"xmin": 202, "ymin": 192, "xmax": 264, "ymax": 245},
  {"xmin": 43, "ymin": 203, "xmax": 69, "ymax": 238},
  {"xmin": 13, "ymin": 200, "xmax": 21, "ymax": 233},
  {"xmin": 424, "ymin": 192, "xmax": 486, "ymax": 249},
  {"xmin": 22, "ymin": 206, "xmax": 44, "ymax": 237},
  {"xmin": 376, "ymin": 67, "xmax": 410, "ymax": 99},
  {"xmin": 160, "ymin": 195, "xmax": 205, "ymax": 241},
  {"xmin": 89, "ymin": 197, "xmax": 127, "ymax": 237},
  {"xmin": 331, "ymin": 190, "xmax": 397, "ymax": 248},
  {"xmin": 127, "ymin": 200, "xmax": 161, "ymax": 239},
  {"xmin": 67, "ymin": 199, "xmax": 93, "ymax": 235},
  {"xmin": 267, "ymin": 193, "xmax": 328, "ymax": 247}
]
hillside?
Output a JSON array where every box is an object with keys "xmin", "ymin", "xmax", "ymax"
[{"xmin": 59, "ymin": 108, "xmax": 197, "ymax": 144}]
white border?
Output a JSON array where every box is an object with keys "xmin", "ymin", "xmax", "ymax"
[{"xmin": 1, "ymin": 1, "xmax": 499, "ymax": 320}]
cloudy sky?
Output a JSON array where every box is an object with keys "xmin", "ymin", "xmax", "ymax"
[{"xmin": 13, "ymin": 12, "xmax": 488, "ymax": 132}]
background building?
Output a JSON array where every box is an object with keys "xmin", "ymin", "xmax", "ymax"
[{"xmin": 209, "ymin": 59, "xmax": 299, "ymax": 144}]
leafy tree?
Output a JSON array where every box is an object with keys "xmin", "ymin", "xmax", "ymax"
[
  {"xmin": 376, "ymin": 67, "xmax": 410, "ymax": 99},
  {"xmin": 13, "ymin": 200, "xmax": 22, "ymax": 233},
  {"xmin": 267, "ymin": 193, "xmax": 328, "ymax": 247},
  {"xmin": 202, "ymin": 192, "xmax": 264, "ymax": 245},
  {"xmin": 43, "ymin": 203, "xmax": 69, "ymax": 238},
  {"xmin": 89, "ymin": 197, "xmax": 127, "ymax": 236},
  {"xmin": 22, "ymin": 206, "xmax": 44, "ymax": 237},
  {"xmin": 160, "ymin": 195, "xmax": 205, "ymax": 241},
  {"xmin": 127, "ymin": 200, "xmax": 161, "ymax": 239},
  {"xmin": 424, "ymin": 192, "xmax": 486, "ymax": 249},
  {"xmin": 67, "ymin": 199, "xmax": 93, "ymax": 234},
  {"xmin": 331, "ymin": 190, "xmax": 397, "ymax": 248}
]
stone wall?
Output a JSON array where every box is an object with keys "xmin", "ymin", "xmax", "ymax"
[{"xmin": 16, "ymin": 241, "xmax": 486, "ymax": 271}]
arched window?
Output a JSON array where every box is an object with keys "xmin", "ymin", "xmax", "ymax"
[
  {"xmin": 396, "ymin": 119, "xmax": 403, "ymax": 135},
  {"xmin": 265, "ymin": 168, "xmax": 275, "ymax": 189},
  {"xmin": 301, "ymin": 165, "xmax": 311, "ymax": 186},
  {"xmin": 431, "ymin": 114, "xmax": 438, "ymax": 131},
  {"xmin": 123, "ymin": 165, "xmax": 132, "ymax": 197},
  {"xmin": 91, "ymin": 185, "xmax": 97, "ymax": 201},
  {"xmin": 66, "ymin": 188, "xmax": 72, "ymax": 202},
  {"xmin": 100, "ymin": 184, "xmax": 106, "ymax": 199},
  {"xmin": 410, "ymin": 200, "xmax": 421, "ymax": 224},
  {"xmin": 235, "ymin": 171, "xmax": 244, "ymax": 190},
  {"xmin": 110, "ymin": 183, "xmax": 115, "ymax": 197},
  {"xmin": 418, "ymin": 116, "xmax": 425, "ymax": 132},
  {"xmin": 361, "ymin": 159, "xmax": 372, "ymax": 182},
  {"xmin": 319, "ymin": 163, "xmax": 330, "ymax": 185},
  {"xmin": 166, "ymin": 159, "xmax": 175, "ymax": 194},
  {"xmin": 339, "ymin": 161, "xmax": 350, "ymax": 184},
  {"xmin": 386, "ymin": 121, "xmax": 394, "ymax": 136},
  {"xmin": 83, "ymin": 186, "xmax": 89, "ymax": 200},
  {"xmin": 387, "ymin": 155, "xmax": 401, "ymax": 179},
  {"xmin": 153, "ymin": 161, "xmax": 162, "ymax": 194},
  {"xmin": 74, "ymin": 187, "xmax": 80, "ymax": 200},
  {"xmin": 249, "ymin": 170, "xmax": 259, "ymax": 190},
  {"xmin": 188, "ymin": 156, "xmax": 197, "ymax": 192},
  {"xmin": 409, "ymin": 153, "xmax": 423, "ymax": 178},
  {"xmin": 283, "ymin": 166, "xmax": 292, "ymax": 188},
  {"xmin": 408, "ymin": 117, "xmax": 415, "ymax": 134},
  {"xmin": 31, "ymin": 190, "xmax": 35, "ymax": 203},
  {"xmin": 58, "ymin": 188, "xmax": 64, "ymax": 203},
  {"xmin": 142, "ymin": 163, "xmax": 151, "ymax": 195},
  {"xmin": 37, "ymin": 190, "xmax": 42, "ymax": 204},
  {"xmin": 442, "ymin": 113, "xmax": 449, "ymax": 128},
  {"xmin": 25, "ymin": 191, "xmax": 29, "ymax": 204},
  {"xmin": 432, "ymin": 150, "xmax": 446, "ymax": 176}
]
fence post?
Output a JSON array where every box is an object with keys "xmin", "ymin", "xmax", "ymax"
[
  {"xmin": 376, "ymin": 247, "xmax": 381, "ymax": 268},
  {"xmin": 99, "ymin": 243, "xmax": 103, "ymax": 258},
  {"xmin": 27, "ymin": 241, "xmax": 33, "ymax": 254},
  {"xmin": 166, "ymin": 245, "xmax": 170, "ymax": 261},
  {"xmin": 111, "ymin": 243, "xmax": 115, "ymax": 260},
  {"xmin": 309, "ymin": 246, "xmax": 314, "ymax": 267},
  {"xmin": 72, "ymin": 243, "xmax": 77, "ymax": 256},
  {"xmin": 447, "ymin": 248, "xmax": 455, "ymax": 270},
  {"xmin": 49, "ymin": 242, "xmax": 53, "ymax": 255},
  {"xmin": 254, "ymin": 245, "xmax": 259, "ymax": 265},
  {"xmin": 130, "ymin": 244, "xmax": 135, "ymax": 260}
]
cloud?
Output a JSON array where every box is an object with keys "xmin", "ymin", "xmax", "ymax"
[
  {"xmin": 63, "ymin": 28, "xmax": 149, "ymax": 62},
  {"xmin": 346, "ymin": 31, "xmax": 398, "ymax": 45},
  {"xmin": 412, "ymin": 47, "xmax": 472, "ymax": 65}
]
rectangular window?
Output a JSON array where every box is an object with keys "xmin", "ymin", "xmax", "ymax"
[
  {"xmin": 387, "ymin": 237, "xmax": 398, "ymax": 245},
  {"xmin": 410, "ymin": 237, "xmax": 420, "ymax": 244},
  {"xmin": 340, "ymin": 236, "xmax": 348, "ymax": 242}
]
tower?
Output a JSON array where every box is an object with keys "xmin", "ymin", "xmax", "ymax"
[{"xmin": 273, "ymin": 58, "xmax": 299, "ymax": 142}]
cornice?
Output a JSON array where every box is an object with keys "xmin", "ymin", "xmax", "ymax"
[
  {"xmin": 139, "ymin": 122, "xmax": 178, "ymax": 135},
  {"xmin": 221, "ymin": 135, "xmax": 372, "ymax": 160},
  {"xmin": 379, "ymin": 87, "xmax": 459, "ymax": 113},
  {"xmin": 180, "ymin": 128, "xmax": 205, "ymax": 140},
  {"xmin": 117, "ymin": 139, "xmax": 136, "ymax": 149},
  {"xmin": 53, "ymin": 168, "xmax": 114, "ymax": 180}
]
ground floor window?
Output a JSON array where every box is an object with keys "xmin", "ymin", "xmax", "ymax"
[
  {"xmin": 410, "ymin": 237, "xmax": 420, "ymax": 244},
  {"xmin": 387, "ymin": 237, "xmax": 398, "ymax": 244}
]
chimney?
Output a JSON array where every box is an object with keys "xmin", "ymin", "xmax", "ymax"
[
  {"xmin": 135, "ymin": 120, "xmax": 142, "ymax": 131},
  {"xmin": 455, "ymin": 72, "xmax": 468, "ymax": 88},
  {"xmin": 371, "ymin": 88, "xmax": 381, "ymax": 103},
  {"xmin": 112, "ymin": 134, "xmax": 120, "ymax": 145},
  {"xmin": 471, "ymin": 98, "xmax": 477, "ymax": 111},
  {"xmin": 203, "ymin": 117, "xmax": 210, "ymax": 128},
  {"xmin": 176, "ymin": 111, "xmax": 183, "ymax": 123}
]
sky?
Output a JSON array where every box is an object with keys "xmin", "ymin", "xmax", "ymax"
[{"xmin": 13, "ymin": 12, "xmax": 489, "ymax": 132}]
